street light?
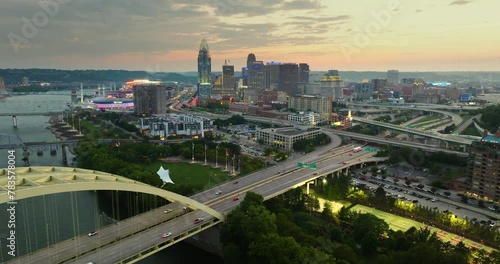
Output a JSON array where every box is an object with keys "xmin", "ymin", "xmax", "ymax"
[{"xmin": 215, "ymin": 145, "xmax": 219, "ymax": 168}]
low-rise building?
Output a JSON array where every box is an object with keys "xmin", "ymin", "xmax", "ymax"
[
  {"xmin": 288, "ymin": 111, "xmax": 320, "ymax": 125},
  {"xmin": 138, "ymin": 113, "xmax": 213, "ymax": 139},
  {"xmin": 256, "ymin": 126, "xmax": 322, "ymax": 150}
]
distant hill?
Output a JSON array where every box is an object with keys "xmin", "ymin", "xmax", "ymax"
[
  {"xmin": 0, "ymin": 68, "xmax": 498, "ymax": 85},
  {"xmin": 0, "ymin": 69, "xmax": 197, "ymax": 85},
  {"xmin": 315, "ymin": 71, "xmax": 500, "ymax": 82}
]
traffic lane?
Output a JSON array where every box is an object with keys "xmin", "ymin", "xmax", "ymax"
[
  {"xmin": 67, "ymin": 210, "xmax": 213, "ymax": 264},
  {"xmin": 191, "ymin": 144, "xmax": 359, "ymax": 204},
  {"xmin": 8, "ymin": 203, "xmax": 188, "ymax": 264}
]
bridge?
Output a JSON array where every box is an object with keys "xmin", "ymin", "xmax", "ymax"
[
  {"xmin": 0, "ymin": 133, "xmax": 196, "ymax": 150},
  {"xmin": 3, "ymin": 133, "xmax": 388, "ymax": 263},
  {"xmin": 329, "ymin": 129, "xmax": 469, "ymax": 157},
  {"xmin": 352, "ymin": 117, "xmax": 474, "ymax": 146},
  {"xmin": 0, "ymin": 111, "xmax": 62, "ymax": 117}
]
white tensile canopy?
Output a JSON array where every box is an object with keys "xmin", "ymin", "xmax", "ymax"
[{"xmin": 157, "ymin": 166, "xmax": 174, "ymax": 187}]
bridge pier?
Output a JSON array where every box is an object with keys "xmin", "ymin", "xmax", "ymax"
[{"xmin": 12, "ymin": 115, "xmax": 17, "ymax": 128}]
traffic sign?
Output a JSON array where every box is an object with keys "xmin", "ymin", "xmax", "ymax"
[{"xmin": 309, "ymin": 163, "xmax": 317, "ymax": 170}]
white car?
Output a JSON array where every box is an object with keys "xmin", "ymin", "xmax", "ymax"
[
  {"xmin": 215, "ymin": 191, "xmax": 222, "ymax": 195},
  {"xmin": 164, "ymin": 209, "xmax": 172, "ymax": 213},
  {"xmin": 431, "ymin": 198, "xmax": 438, "ymax": 202},
  {"xmin": 487, "ymin": 206, "xmax": 496, "ymax": 211}
]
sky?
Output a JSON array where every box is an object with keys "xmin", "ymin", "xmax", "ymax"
[{"xmin": 1, "ymin": 0, "xmax": 499, "ymax": 72}]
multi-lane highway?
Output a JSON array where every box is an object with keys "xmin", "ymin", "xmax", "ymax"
[
  {"xmin": 353, "ymin": 117, "xmax": 473, "ymax": 145},
  {"xmin": 65, "ymin": 144, "xmax": 379, "ymax": 264},
  {"xmin": 7, "ymin": 131, "xmax": 344, "ymax": 264}
]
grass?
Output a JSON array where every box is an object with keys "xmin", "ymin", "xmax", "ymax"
[
  {"xmin": 461, "ymin": 124, "xmax": 482, "ymax": 137},
  {"xmin": 144, "ymin": 161, "xmax": 232, "ymax": 188},
  {"xmin": 410, "ymin": 115, "xmax": 441, "ymax": 126},
  {"xmin": 80, "ymin": 120, "xmax": 100, "ymax": 133},
  {"xmin": 351, "ymin": 204, "xmax": 495, "ymax": 252}
]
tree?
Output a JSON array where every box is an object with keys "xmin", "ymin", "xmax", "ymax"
[
  {"xmin": 333, "ymin": 244, "xmax": 359, "ymax": 264},
  {"xmin": 223, "ymin": 243, "xmax": 241, "ymax": 264},
  {"xmin": 352, "ymin": 213, "xmax": 389, "ymax": 241},
  {"xmin": 460, "ymin": 195, "xmax": 468, "ymax": 204},
  {"xmin": 478, "ymin": 200, "xmax": 485, "ymax": 208},
  {"xmin": 248, "ymin": 233, "xmax": 305, "ymax": 264},
  {"xmin": 443, "ymin": 191, "xmax": 451, "ymax": 197}
]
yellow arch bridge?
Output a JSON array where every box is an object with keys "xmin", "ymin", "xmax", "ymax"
[{"xmin": 0, "ymin": 166, "xmax": 224, "ymax": 221}]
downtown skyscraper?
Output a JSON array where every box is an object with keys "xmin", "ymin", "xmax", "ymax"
[{"xmin": 197, "ymin": 39, "xmax": 212, "ymax": 102}]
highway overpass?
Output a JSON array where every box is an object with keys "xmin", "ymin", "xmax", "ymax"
[
  {"xmin": 328, "ymin": 129, "xmax": 469, "ymax": 157},
  {"xmin": 353, "ymin": 117, "xmax": 474, "ymax": 146},
  {"xmin": 6, "ymin": 139, "xmax": 382, "ymax": 264}
]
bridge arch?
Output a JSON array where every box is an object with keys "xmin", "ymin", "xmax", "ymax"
[{"xmin": 0, "ymin": 166, "xmax": 224, "ymax": 220}]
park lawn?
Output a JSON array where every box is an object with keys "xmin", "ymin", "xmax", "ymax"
[
  {"xmin": 145, "ymin": 161, "xmax": 231, "ymax": 187},
  {"xmin": 80, "ymin": 120, "xmax": 100, "ymax": 133},
  {"xmin": 351, "ymin": 204, "xmax": 495, "ymax": 253}
]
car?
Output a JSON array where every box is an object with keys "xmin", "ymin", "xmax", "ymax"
[
  {"xmin": 431, "ymin": 198, "xmax": 438, "ymax": 202},
  {"xmin": 349, "ymin": 154, "xmax": 352, "ymax": 156},
  {"xmin": 194, "ymin": 218, "xmax": 204, "ymax": 224},
  {"xmin": 488, "ymin": 206, "xmax": 496, "ymax": 211},
  {"xmin": 313, "ymin": 172, "xmax": 318, "ymax": 175},
  {"xmin": 342, "ymin": 162, "xmax": 347, "ymax": 164},
  {"xmin": 164, "ymin": 209, "xmax": 172, "ymax": 213},
  {"xmin": 233, "ymin": 181, "xmax": 239, "ymax": 184},
  {"xmin": 215, "ymin": 191, "xmax": 222, "ymax": 195},
  {"xmin": 232, "ymin": 197, "xmax": 239, "ymax": 201},
  {"xmin": 162, "ymin": 232, "xmax": 172, "ymax": 238},
  {"xmin": 88, "ymin": 231, "xmax": 98, "ymax": 237}
]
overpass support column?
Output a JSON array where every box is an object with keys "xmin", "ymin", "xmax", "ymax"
[{"xmin": 306, "ymin": 182, "xmax": 310, "ymax": 195}]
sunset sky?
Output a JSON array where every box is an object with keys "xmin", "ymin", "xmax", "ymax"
[{"xmin": 1, "ymin": 0, "xmax": 499, "ymax": 72}]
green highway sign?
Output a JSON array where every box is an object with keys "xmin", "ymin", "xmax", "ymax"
[
  {"xmin": 297, "ymin": 162, "xmax": 303, "ymax": 167},
  {"xmin": 309, "ymin": 163, "xmax": 317, "ymax": 170}
]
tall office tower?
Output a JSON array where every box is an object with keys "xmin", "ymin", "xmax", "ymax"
[
  {"xmin": 133, "ymin": 85, "xmax": 167, "ymax": 115},
  {"xmin": 264, "ymin": 62, "xmax": 281, "ymax": 90},
  {"xmin": 243, "ymin": 53, "xmax": 256, "ymax": 86},
  {"xmin": 387, "ymin": 70, "xmax": 399, "ymax": 84},
  {"xmin": 247, "ymin": 53, "xmax": 256, "ymax": 68},
  {"xmin": 279, "ymin": 63, "xmax": 299, "ymax": 96},
  {"xmin": 198, "ymin": 39, "xmax": 211, "ymax": 84},
  {"xmin": 242, "ymin": 67, "xmax": 249, "ymax": 86},
  {"xmin": 371, "ymin": 78, "xmax": 387, "ymax": 92},
  {"xmin": 320, "ymin": 70, "xmax": 343, "ymax": 99},
  {"xmin": 466, "ymin": 132, "xmax": 500, "ymax": 201},
  {"xmin": 222, "ymin": 63, "xmax": 235, "ymax": 95},
  {"xmin": 298, "ymin": 63, "xmax": 310, "ymax": 83},
  {"xmin": 197, "ymin": 39, "xmax": 212, "ymax": 104},
  {"xmin": 248, "ymin": 61, "xmax": 265, "ymax": 91}
]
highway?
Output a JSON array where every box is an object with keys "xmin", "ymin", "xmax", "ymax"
[
  {"xmin": 353, "ymin": 117, "xmax": 473, "ymax": 145},
  {"xmin": 65, "ymin": 144, "xmax": 379, "ymax": 264},
  {"xmin": 7, "ymin": 131, "xmax": 344, "ymax": 264},
  {"xmin": 327, "ymin": 129, "xmax": 469, "ymax": 157}
]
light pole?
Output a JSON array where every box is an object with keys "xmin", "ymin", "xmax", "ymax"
[
  {"xmin": 191, "ymin": 142, "xmax": 194, "ymax": 163},
  {"xmin": 204, "ymin": 144, "xmax": 207, "ymax": 165},
  {"xmin": 78, "ymin": 118, "xmax": 82, "ymax": 135},
  {"xmin": 225, "ymin": 152, "xmax": 228, "ymax": 171},
  {"xmin": 215, "ymin": 145, "xmax": 219, "ymax": 168},
  {"xmin": 232, "ymin": 156, "xmax": 235, "ymax": 175}
]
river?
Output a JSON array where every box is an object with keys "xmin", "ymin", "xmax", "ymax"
[{"xmin": 0, "ymin": 94, "xmax": 222, "ymax": 263}]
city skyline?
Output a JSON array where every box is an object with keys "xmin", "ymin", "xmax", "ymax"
[{"xmin": 1, "ymin": 0, "xmax": 499, "ymax": 72}]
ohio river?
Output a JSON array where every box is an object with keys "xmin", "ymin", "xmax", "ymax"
[{"xmin": 0, "ymin": 94, "xmax": 221, "ymax": 263}]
